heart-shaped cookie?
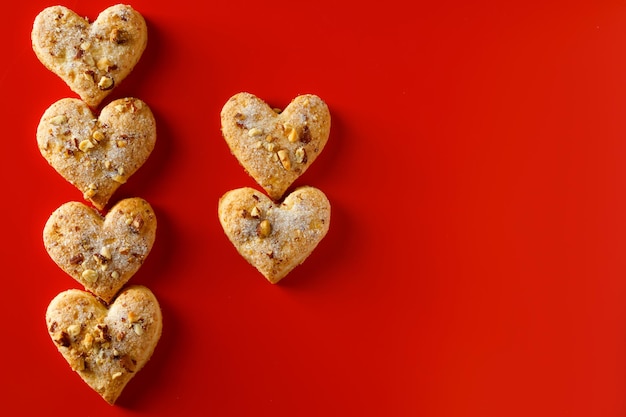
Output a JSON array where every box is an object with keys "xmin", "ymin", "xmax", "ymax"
[
  {"xmin": 37, "ymin": 97, "xmax": 156, "ymax": 210},
  {"xmin": 43, "ymin": 198, "xmax": 157, "ymax": 303},
  {"xmin": 32, "ymin": 4, "xmax": 147, "ymax": 108},
  {"xmin": 46, "ymin": 285, "xmax": 162, "ymax": 404},
  {"xmin": 221, "ymin": 93, "xmax": 331, "ymax": 201},
  {"xmin": 218, "ymin": 186, "xmax": 331, "ymax": 283}
]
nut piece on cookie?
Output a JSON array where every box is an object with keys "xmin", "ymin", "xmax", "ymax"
[
  {"xmin": 220, "ymin": 92, "xmax": 331, "ymax": 201},
  {"xmin": 37, "ymin": 97, "xmax": 156, "ymax": 210},
  {"xmin": 46, "ymin": 285, "xmax": 162, "ymax": 404},
  {"xmin": 31, "ymin": 4, "xmax": 148, "ymax": 108},
  {"xmin": 218, "ymin": 186, "xmax": 331, "ymax": 283},
  {"xmin": 43, "ymin": 198, "xmax": 157, "ymax": 303}
]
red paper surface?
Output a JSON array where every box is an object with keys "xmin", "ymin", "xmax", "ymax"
[{"xmin": 3, "ymin": 0, "xmax": 626, "ymax": 416}]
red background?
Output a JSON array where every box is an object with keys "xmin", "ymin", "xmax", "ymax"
[{"xmin": 2, "ymin": 0, "xmax": 626, "ymax": 416}]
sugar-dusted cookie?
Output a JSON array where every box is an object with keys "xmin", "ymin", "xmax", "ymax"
[
  {"xmin": 43, "ymin": 198, "xmax": 157, "ymax": 303},
  {"xmin": 32, "ymin": 4, "xmax": 148, "ymax": 108},
  {"xmin": 37, "ymin": 97, "xmax": 156, "ymax": 210},
  {"xmin": 218, "ymin": 186, "xmax": 331, "ymax": 283},
  {"xmin": 46, "ymin": 285, "xmax": 162, "ymax": 404},
  {"xmin": 221, "ymin": 93, "xmax": 331, "ymax": 201}
]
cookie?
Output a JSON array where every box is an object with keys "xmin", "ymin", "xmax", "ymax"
[
  {"xmin": 218, "ymin": 186, "xmax": 331, "ymax": 283},
  {"xmin": 46, "ymin": 285, "xmax": 162, "ymax": 404},
  {"xmin": 32, "ymin": 4, "xmax": 148, "ymax": 108},
  {"xmin": 37, "ymin": 97, "xmax": 156, "ymax": 210},
  {"xmin": 43, "ymin": 198, "xmax": 157, "ymax": 303},
  {"xmin": 220, "ymin": 92, "xmax": 331, "ymax": 201}
]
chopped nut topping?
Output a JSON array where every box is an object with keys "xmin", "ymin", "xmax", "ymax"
[
  {"xmin": 96, "ymin": 57, "xmax": 116, "ymax": 72},
  {"xmin": 288, "ymin": 129, "xmax": 298, "ymax": 143},
  {"xmin": 70, "ymin": 253, "xmax": 85, "ymax": 265},
  {"xmin": 111, "ymin": 271, "xmax": 120, "ymax": 280},
  {"xmin": 234, "ymin": 112, "xmax": 246, "ymax": 128},
  {"xmin": 116, "ymin": 139, "xmax": 127, "ymax": 148},
  {"xmin": 300, "ymin": 125, "xmax": 312, "ymax": 143},
  {"xmin": 84, "ymin": 183, "xmax": 97, "ymax": 198},
  {"xmin": 266, "ymin": 135, "xmax": 275, "ymax": 143},
  {"xmin": 133, "ymin": 323, "xmax": 144, "ymax": 336},
  {"xmin": 92, "ymin": 130, "xmax": 104, "ymax": 142},
  {"xmin": 111, "ymin": 371, "xmax": 123, "ymax": 380},
  {"xmin": 277, "ymin": 149, "xmax": 291, "ymax": 170},
  {"xmin": 80, "ymin": 41, "xmax": 91, "ymax": 51},
  {"xmin": 283, "ymin": 124, "xmax": 298, "ymax": 143},
  {"xmin": 55, "ymin": 332, "xmax": 71, "ymax": 348},
  {"xmin": 250, "ymin": 206, "xmax": 261, "ymax": 219},
  {"xmin": 78, "ymin": 139, "xmax": 95, "ymax": 152},
  {"xmin": 112, "ymin": 174, "xmax": 125, "ymax": 183},
  {"xmin": 254, "ymin": 141, "xmax": 263, "ymax": 149},
  {"xmin": 67, "ymin": 324, "xmax": 81, "ymax": 337},
  {"xmin": 82, "ymin": 70, "xmax": 95, "ymax": 82},
  {"xmin": 257, "ymin": 219, "xmax": 272, "ymax": 238},
  {"xmin": 49, "ymin": 115, "xmax": 67, "ymax": 125},
  {"xmin": 94, "ymin": 253, "xmax": 109, "ymax": 265},
  {"xmin": 82, "ymin": 333, "xmax": 94, "ymax": 349},
  {"xmin": 248, "ymin": 127, "xmax": 263, "ymax": 137},
  {"xmin": 100, "ymin": 246, "xmax": 112, "ymax": 260},
  {"xmin": 265, "ymin": 142, "xmax": 277, "ymax": 152},
  {"xmin": 97, "ymin": 76, "xmax": 114, "ymax": 90},
  {"xmin": 96, "ymin": 324, "xmax": 111, "ymax": 342},
  {"xmin": 112, "ymin": 175, "xmax": 125, "ymax": 183},
  {"xmin": 295, "ymin": 147, "xmax": 307, "ymax": 164},
  {"xmin": 119, "ymin": 354, "xmax": 137, "ymax": 372},
  {"xmin": 104, "ymin": 160, "xmax": 112, "ymax": 169},
  {"xmin": 110, "ymin": 28, "xmax": 128, "ymax": 44},
  {"xmin": 128, "ymin": 311, "xmax": 139, "ymax": 323},
  {"xmin": 130, "ymin": 214, "xmax": 144, "ymax": 233},
  {"xmin": 81, "ymin": 269, "xmax": 98, "ymax": 283},
  {"xmin": 114, "ymin": 104, "xmax": 126, "ymax": 113}
]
